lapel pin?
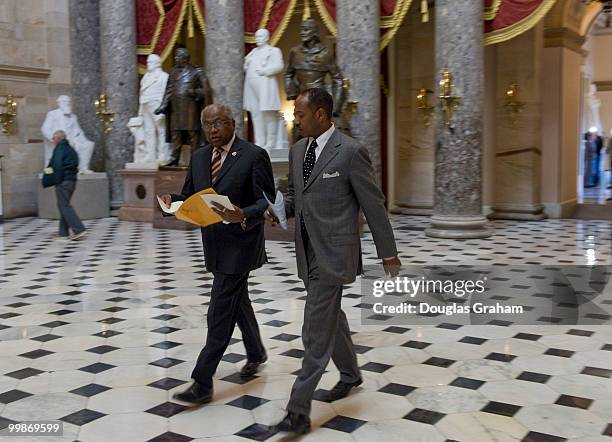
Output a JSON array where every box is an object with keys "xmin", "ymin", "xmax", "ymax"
[{"xmin": 232, "ymin": 152, "xmax": 237, "ymax": 156}]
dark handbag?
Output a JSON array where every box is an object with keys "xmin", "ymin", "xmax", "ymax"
[{"xmin": 42, "ymin": 167, "xmax": 60, "ymax": 188}]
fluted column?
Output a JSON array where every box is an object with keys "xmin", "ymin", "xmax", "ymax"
[
  {"xmin": 69, "ymin": 0, "xmax": 103, "ymax": 171},
  {"xmin": 99, "ymin": 0, "xmax": 138, "ymax": 208},
  {"xmin": 426, "ymin": 0, "xmax": 493, "ymax": 238},
  {"xmin": 205, "ymin": 0, "xmax": 244, "ymax": 135},
  {"xmin": 336, "ymin": 0, "xmax": 381, "ymax": 181}
]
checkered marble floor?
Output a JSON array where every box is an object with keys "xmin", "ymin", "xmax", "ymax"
[{"xmin": 0, "ymin": 215, "xmax": 610, "ymax": 442}]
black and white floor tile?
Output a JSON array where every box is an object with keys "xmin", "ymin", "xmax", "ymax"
[{"xmin": 0, "ymin": 215, "xmax": 610, "ymax": 441}]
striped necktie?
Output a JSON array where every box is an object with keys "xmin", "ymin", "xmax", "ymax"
[{"xmin": 211, "ymin": 147, "xmax": 223, "ymax": 184}]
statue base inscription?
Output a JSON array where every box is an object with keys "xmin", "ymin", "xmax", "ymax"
[
  {"xmin": 118, "ymin": 168, "xmax": 157, "ymax": 223},
  {"xmin": 38, "ymin": 173, "xmax": 110, "ymax": 220}
]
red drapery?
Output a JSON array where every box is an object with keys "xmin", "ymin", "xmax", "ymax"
[
  {"xmin": 483, "ymin": 0, "xmax": 557, "ymax": 45},
  {"xmin": 137, "ymin": 0, "xmax": 296, "ymax": 72},
  {"xmin": 136, "ymin": 0, "xmax": 558, "ymax": 71}
]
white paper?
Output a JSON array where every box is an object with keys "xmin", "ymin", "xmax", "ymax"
[
  {"xmin": 264, "ymin": 191, "xmax": 288, "ymax": 230},
  {"xmin": 201, "ymin": 194, "xmax": 234, "ymax": 210},
  {"xmin": 157, "ymin": 195, "xmax": 183, "ymax": 214},
  {"xmin": 201, "ymin": 194, "xmax": 234, "ymax": 224}
]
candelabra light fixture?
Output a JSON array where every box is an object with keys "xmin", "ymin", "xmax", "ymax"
[
  {"xmin": 95, "ymin": 93, "xmax": 114, "ymax": 134},
  {"xmin": 503, "ymin": 83, "xmax": 525, "ymax": 127},
  {"xmin": 342, "ymin": 78, "xmax": 359, "ymax": 122},
  {"xmin": 0, "ymin": 94, "xmax": 17, "ymax": 135},
  {"xmin": 416, "ymin": 87, "xmax": 434, "ymax": 127},
  {"xmin": 439, "ymin": 69, "xmax": 461, "ymax": 127}
]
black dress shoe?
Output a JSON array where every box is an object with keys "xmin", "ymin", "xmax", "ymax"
[
  {"xmin": 321, "ymin": 378, "xmax": 363, "ymax": 402},
  {"xmin": 240, "ymin": 355, "xmax": 267, "ymax": 377},
  {"xmin": 172, "ymin": 382, "xmax": 213, "ymax": 404},
  {"xmin": 274, "ymin": 412, "xmax": 311, "ymax": 434}
]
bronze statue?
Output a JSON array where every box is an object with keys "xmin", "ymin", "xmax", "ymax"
[
  {"xmin": 154, "ymin": 48, "xmax": 213, "ymax": 167},
  {"xmin": 284, "ymin": 19, "xmax": 345, "ymax": 117}
]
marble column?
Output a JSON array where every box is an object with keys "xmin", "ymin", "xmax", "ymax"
[
  {"xmin": 489, "ymin": 26, "xmax": 546, "ymax": 220},
  {"xmin": 205, "ymin": 0, "xmax": 244, "ymax": 136},
  {"xmin": 69, "ymin": 0, "xmax": 103, "ymax": 172},
  {"xmin": 99, "ymin": 0, "xmax": 138, "ymax": 208},
  {"xmin": 336, "ymin": 0, "xmax": 381, "ymax": 181},
  {"xmin": 426, "ymin": 0, "xmax": 493, "ymax": 239}
]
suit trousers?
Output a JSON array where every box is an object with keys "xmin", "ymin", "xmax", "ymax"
[
  {"xmin": 55, "ymin": 180, "xmax": 85, "ymax": 237},
  {"xmin": 191, "ymin": 271, "xmax": 266, "ymax": 389},
  {"xmin": 287, "ymin": 233, "xmax": 361, "ymax": 416}
]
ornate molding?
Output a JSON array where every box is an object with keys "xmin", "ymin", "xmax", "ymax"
[
  {"xmin": 0, "ymin": 65, "xmax": 51, "ymax": 83},
  {"xmin": 543, "ymin": 27, "xmax": 586, "ymax": 53},
  {"xmin": 594, "ymin": 80, "xmax": 612, "ymax": 91}
]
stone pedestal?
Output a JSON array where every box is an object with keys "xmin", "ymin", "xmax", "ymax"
[
  {"xmin": 38, "ymin": 173, "xmax": 110, "ymax": 220},
  {"xmin": 117, "ymin": 169, "xmax": 157, "ymax": 222},
  {"xmin": 265, "ymin": 218, "xmax": 295, "ymax": 242},
  {"xmin": 153, "ymin": 170, "xmax": 197, "ymax": 230},
  {"xmin": 426, "ymin": 0, "xmax": 492, "ymax": 239}
]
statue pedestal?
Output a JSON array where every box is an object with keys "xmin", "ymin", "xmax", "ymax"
[
  {"xmin": 265, "ymin": 217, "xmax": 295, "ymax": 242},
  {"xmin": 153, "ymin": 169, "xmax": 198, "ymax": 230},
  {"xmin": 117, "ymin": 168, "xmax": 157, "ymax": 222},
  {"xmin": 38, "ymin": 173, "xmax": 110, "ymax": 220}
]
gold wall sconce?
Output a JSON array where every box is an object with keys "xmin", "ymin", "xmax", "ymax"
[
  {"xmin": 0, "ymin": 94, "xmax": 17, "ymax": 135},
  {"xmin": 439, "ymin": 69, "xmax": 461, "ymax": 127},
  {"xmin": 503, "ymin": 83, "xmax": 525, "ymax": 127},
  {"xmin": 342, "ymin": 78, "xmax": 359, "ymax": 122},
  {"xmin": 95, "ymin": 93, "xmax": 114, "ymax": 134},
  {"xmin": 416, "ymin": 87, "xmax": 434, "ymax": 127}
]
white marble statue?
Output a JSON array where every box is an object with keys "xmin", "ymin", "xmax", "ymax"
[
  {"xmin": 41, "ymin": 95, "xmax": 94, "ymax": 173},
  {"xmin": 138, "ymin": 54, "xmax": 170, "ymax": 164},
  {"xmin": 127, "ymin": 116, "xmax": 147, "ymax": 164},
  {"xmin": 244, "ymin": 29, "xmax": 284, "ymax": 152}
]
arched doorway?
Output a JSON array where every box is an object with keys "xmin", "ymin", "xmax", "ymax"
[{"xmin": 579, "ymin": 4, "xmax": 612, "ymax": 205}]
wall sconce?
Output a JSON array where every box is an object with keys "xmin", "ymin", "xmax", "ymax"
[
  {"xmin": 439, "ymin": 69, "xmax": 461, "ymax": 127},
  {"xmin": 342, "ymin": 78, "xmax": 359, "ymax": 122},
  {"xmin": 0, "ymin": 94, "xmax": 17, "ymax": 135},
  {"xmin": 503, "ymin": 83, "xmax": 525, "ymax": 127},
  {"xmin": 416, "ymin": 87, "xmax": 434, "ymax": 127},
  {"xmin": 95, "ymin": 93, "xmax": 114, "ymax": 134}
]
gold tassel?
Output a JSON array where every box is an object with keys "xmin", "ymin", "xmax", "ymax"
[
  {"xmin": 421, "ymin": 0, "xmax": 429, "ymax": 23},
  {"xmin": 187, "ymin": 0, "xmax": 195, "ymax": 38},
  {"xmin": 302, "ymin": 0, "xmax": 311, "ymax": 21}
]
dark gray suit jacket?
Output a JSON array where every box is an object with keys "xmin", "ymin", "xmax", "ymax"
[{"xmin": 285, "ymin": 129, "xmax": 397, "ymax": 285}]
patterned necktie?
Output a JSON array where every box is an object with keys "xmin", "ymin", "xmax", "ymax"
[
  {"xmin": 301, "ymin": 139, "xmax": 318, "ymax": 234},
  {"xmin": 303, "ymin": 139, "xmax": 318, "ymax": 186},
  {"xmin": 211, "ymin": 147, "xmax": 223, "ymax": 184}
]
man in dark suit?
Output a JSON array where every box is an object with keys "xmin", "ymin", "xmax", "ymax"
[
  {"xmin": 160, "ymin": 104, "xmax": 274, "ymax": 404},
  {"xmin": 155, "ymin": 47, "xmax": 213, "ymax": 167},
  {"xmin": 267, "ymin": 88, "xmax": 401, "ymax": 433}
]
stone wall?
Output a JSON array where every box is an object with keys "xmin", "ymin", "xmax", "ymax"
[{"xmin": 0, "ymin": 0, "xmax": 71, "ymax": 218}]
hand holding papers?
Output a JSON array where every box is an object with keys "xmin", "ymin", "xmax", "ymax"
[
  {"xmin": 156, "ymin": 196, "xmax": 183, "ymax": 214},
  {"xmin": 156, "ymin": 188, "xmax": 225, "ymax": 227},
  {"xmin": 202, "ymin": 194, "xmax": 234, "ymax": 224},
  {"xmin": 264, "ymin": 191, "xmax": 288, "ymax": 230}
]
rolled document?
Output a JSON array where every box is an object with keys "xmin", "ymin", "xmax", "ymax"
[{"xmin": 264, "ymin": 191, "xmax": 288, "ymax": 230}]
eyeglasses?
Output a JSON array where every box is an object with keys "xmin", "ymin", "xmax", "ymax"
[{"xmin": 203, "ymin": 119, "xmax": 230, "ymax": 131}]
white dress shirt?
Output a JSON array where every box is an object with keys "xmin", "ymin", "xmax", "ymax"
[
  {"xmin": 305, "ymin": 124, "xmax": 335, "ymax": 162},
  {"xmin": 212, "ymin": 133, "xmax": 236, "ymax": 167}
]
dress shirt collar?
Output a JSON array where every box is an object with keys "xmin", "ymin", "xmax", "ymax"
[
  {"xmin": 311, "ymin": 123, "xmax": 335, "ymax": 150},
  {"xmin": 216, "ymin": 134, "xmax": 236, "ymax": 154}
]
